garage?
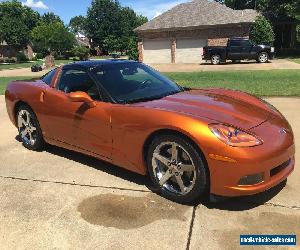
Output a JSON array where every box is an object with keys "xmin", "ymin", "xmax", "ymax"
[
  {"xmin": 135, "ymin": 0, "xmax": 258, "ymax": 64},
  {"xmin": 176, "ymin": 38, "xmax": 207, "ymax": 63},
  {"xmin": 143, "ymin": 39, "xmax": 171, "ymax": 64}
]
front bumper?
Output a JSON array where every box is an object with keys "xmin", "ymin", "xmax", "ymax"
[
  {"xmin": 269, "ymin": 52, "xmax": 275, "ymax": 59},
  {"xmin": 208, "ymin": 116, "xmax": 295, "ymax": 197}
]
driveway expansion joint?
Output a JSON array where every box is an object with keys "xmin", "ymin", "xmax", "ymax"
[
  {"xmin": 1, "ymin": 175, "xmax": 299, "ymax": 211},
  {"xmin": 186, "ymin": 205, "xmax": 197, "ymax": 250},
  {"xmin": 0, "ymin": 175, "xmax": 151, "ymax": 193}
]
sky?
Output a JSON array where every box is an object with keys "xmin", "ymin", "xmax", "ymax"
[{"xmin": 1, "ymin": 0, "xmax": 191, "ymax": 24}]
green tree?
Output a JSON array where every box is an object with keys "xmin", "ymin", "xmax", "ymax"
[
  {"xmin": 0, "ymin": 0, "xmax": 40, "ymax": 49},
  {"xmin": 85, "ymin": 0, "xmax": 122, "ymax": 49},
  {"xmin": 41, "ymin": 12, "xmax": 63, "ymax": 24},
  {"xmin": 69, "ymin": 15, "xmax": 86, "ymax": 34},
  {"xmin": 250, "ymin": 16, "xmax": 275, "ymax": 45},
  {"xmin": 31, "ymin": 21, "xmax": 75, "ymax": 56},
  {"xmin": 84, "ymin": 0, "xmax": 147, "ymax": 53},
  {"xmin": 215, "ymin": 0, "xmax": 300, "ymax": 18}
]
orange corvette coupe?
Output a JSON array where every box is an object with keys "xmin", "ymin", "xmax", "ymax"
[{"xmin": 5, "ymin": 60, "xmax": 295, "ymax": 203}]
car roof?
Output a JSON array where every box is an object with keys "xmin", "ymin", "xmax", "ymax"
[
  {"xmin": 230, "ymin": 37, "xmax": 249, "ymax": 41},
  {"xmin": 62, "ymin": 59, "xmax": 138, "ymax": 70}
]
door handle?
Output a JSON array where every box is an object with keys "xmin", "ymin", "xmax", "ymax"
[{"xmin": 40, "ymin": 91, "xmax": 45, "ymax": 102}]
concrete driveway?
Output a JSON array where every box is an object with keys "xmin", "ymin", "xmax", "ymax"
[
  {"xmin": 0, "ymin": 96, "xmax": 299, "ymax": 250},
  {"xmin": 150, "ymin": 59, "xmax": 300, "ymax": 72}
]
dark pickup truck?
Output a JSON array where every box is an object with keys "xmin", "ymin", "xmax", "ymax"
[{"xmin": 202, "ymin": 38, "xmax": 275, "ymax": 65}]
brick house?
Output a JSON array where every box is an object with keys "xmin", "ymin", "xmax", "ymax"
[
  {"xmin": 135, "ymin": 0, "xmax": 258, "ymax": 64},
  {"xmin": 0, "ymin": 41, "xmax": 34, "ymax": 60}
]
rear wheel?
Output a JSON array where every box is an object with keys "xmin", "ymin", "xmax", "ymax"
[
  {"xmin": 257, "ymin": 52, "xmax": 269, "ymax": 63},
  {"xmin": 17, "ymin": 105, "xmax": 45, "ymax": 151},
  {"xmin": 211, "ymin": 54, "xmax": 221, "ymax": 65},
  {"xmin": 147, "ymin": 134, "xmax": 208, "ymax": 204}
]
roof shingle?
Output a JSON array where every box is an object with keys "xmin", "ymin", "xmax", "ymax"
[{"xmin": 135, "ymin": 0, "xmax": 258, "ymax": 32}]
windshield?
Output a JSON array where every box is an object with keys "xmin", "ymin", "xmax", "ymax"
[{"xmin": 91, "ymin": 62, "xmax": 183, "ymax": 103}]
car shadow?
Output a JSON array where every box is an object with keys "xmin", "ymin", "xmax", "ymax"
[
  {"xmin": 200, "ymin": 60, "xmax": 272, "ymax": 65},
  {"xmin": 202, "ymin": 179, "xmax": 287, "ymax": 211},
  {"xmin": 15, "ymin": 135, "xmax": 150, "ymax": 188},
  {"xmin": 15, "ymin": 135, "xmax": 287, "ymax": 210},
  {"xmin": 46, "ymin": 144, "xmax": 152, "ymax": 187}
]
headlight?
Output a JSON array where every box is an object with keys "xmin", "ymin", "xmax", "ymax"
[{"xmin": 209, "ymin": 124, "xmax": 263, "ymax": 147}]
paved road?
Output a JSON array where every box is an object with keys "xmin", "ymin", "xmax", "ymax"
[{"xmin": 0, "ymin": 96, "xmax": 299, "ymax": 250}]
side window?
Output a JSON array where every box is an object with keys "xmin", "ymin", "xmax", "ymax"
[
  {"xmin": 240, "ymin": 40, "xmax": 251, "ymax": 47},
  {"xmin": 41, "ymin": 69, "xmax": 57, "ymax": 85},
  {"xmin": 230, "ymin": 40, "xmax": 241, "ymax": 47},
  {"xmin": 57, "ymin": 69, "xmax": 100, "ymax": 100}
]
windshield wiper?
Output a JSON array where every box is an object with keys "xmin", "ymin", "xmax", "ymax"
[
  {"xmin": 125, "ymin": 94, "xmax": 166, "ymax": 104},
  {"xmin": 125, "ymin": 90, "xmax": 183, "ymax": 104}
]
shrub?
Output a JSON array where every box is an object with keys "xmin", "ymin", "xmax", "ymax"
[
  {"xmin": 250, "ymin": 16, "xmax": 275, "ymax": 45},
  {"xmin": 16, "ymin": 52, "xmax": 28, "ymax": 62},
  {"xmin": 1, "ymin": 57, "xmax": 18, "ymax": 63},
  {"xmin": 35, "ymin": 53, "xmax": 44, "ymax": 59},
  {"xmin": 127, "ymin": 37, "xmax": 138, "ymax": 61},
  {"xmin": 71, "ymin": 46, "xmax": 90, "ymax": 60},
  {"xmin": 54, "ymin": 55, "xmax": 66, "ymax": 60}
]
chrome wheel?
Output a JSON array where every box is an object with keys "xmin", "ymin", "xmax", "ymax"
[
  {"xmin": 258, "ymin": 52, "xmax": 268, "ymax": 63},
  {"xmin": 152, "ymin": 141, "xmax": 197, "ymax": 195},
  {"xmin": 17, "ymin": 109, "xmax": 37, "ymax": 146},
  {"xmin": 211, "ymin": 55, "xmax": 221, "ymax": 65}
]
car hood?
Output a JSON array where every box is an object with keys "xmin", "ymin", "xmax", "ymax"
[
  {"xmin": 257, "ymin": 44, "xmax": 271, "ymax": 49},
  {"xmin": 135, "ymin": 89, "xmax": 273, "ymax": 130}
]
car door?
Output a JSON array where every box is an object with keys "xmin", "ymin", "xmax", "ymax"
[
  {"xmin": 42, "ymin": 68, "xmax": 112, "ymax": 160},
  {"xmin": 227, "ymin": 40, "xmax": 243, "ymax": 60},
  {"xmin": 240, "ymin": 40, "xmax": 253, "ymax": 59}
]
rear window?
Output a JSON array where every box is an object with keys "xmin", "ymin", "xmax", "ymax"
[{"xmin": 41, "ymin": 69, "xmax": 57, "ymax": 85}]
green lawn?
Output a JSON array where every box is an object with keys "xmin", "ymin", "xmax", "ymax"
[
  {"xmin": 0, "ymin": 77, "xmax": 33, "ymax": 94},
  {"xmin": 0, "ymin": 62, "xmax": 35, "ymax": 71},
  {"xmin": 0, "ymin": 69, "xmax": 299, "ymax": 96},
  {"xmin": 165, "ymin": 70, "xmax": 300, "ymax": 96},
  {"xmin": 290, "ymin": 58, "xmax": 300, "ymax": 64}
]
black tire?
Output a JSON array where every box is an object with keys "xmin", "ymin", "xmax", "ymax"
[
  {"xmin": 16, "ymin": 104, "xmax": 45, "ymax": 151},
  {"xmin": 211, "ymin": 54, "xmax": 221, "ymax": 65},
  {"xmin": 257, "ymin": 52, "xmax": 269, "ymax": 63},
  {"xmin": 146, "ymin": 134, "xmax": 208, "ymax": 204}
]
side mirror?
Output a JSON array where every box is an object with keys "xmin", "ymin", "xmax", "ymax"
[{"xmin": 68, "ymin": 91, "xmax": 96, "ymax": 108}]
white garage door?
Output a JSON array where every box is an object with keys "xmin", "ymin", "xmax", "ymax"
[
  {"xmin": 176, "ymin": 39, "xmax": 207, "ymax": 63},
  {"xmin": 143, "ymin": 40, "xmax": 171, "ymax": 64}
]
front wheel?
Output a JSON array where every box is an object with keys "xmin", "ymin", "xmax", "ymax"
[
  {"xmin": 147, "ymin": 134, "xmax": 208, "ymax": 204},
  {"xmin": 257, "ymin": 52, "xmax": 269, "ymax": 63},
  {"xmin": 211, "ymin": 54, "xmax": 221, "ymax": 65},
  {"xmin": 17, "ymin": 105, "xmax": 45, "ymax": 151}
]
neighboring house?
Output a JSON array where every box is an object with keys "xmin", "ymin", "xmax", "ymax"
[
  {"xmin": 135, "ymin": 0, "xmax": 258, "ymax": 64},
  {"xmin": 75, "ymin": 33, "xmax": 91, "ymax": 48},
  {"xmin": 0, "ymin": 41, "xmax": 17, "ymax": 58},
  {"xmin": 0, "ymin": 41, "xmax": 34, "ymax": 60}
]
